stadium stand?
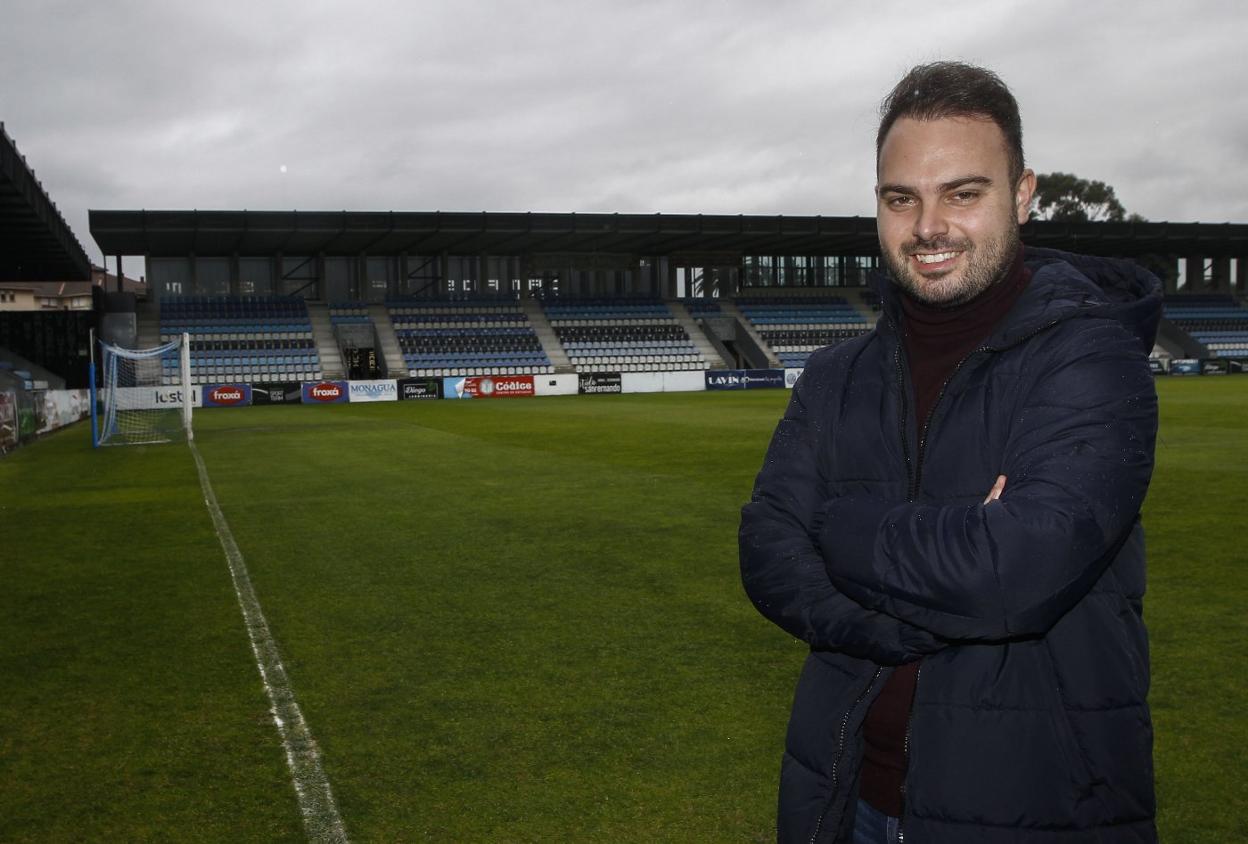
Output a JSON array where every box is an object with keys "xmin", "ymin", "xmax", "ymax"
[
  {"xmin": 735, "ymin": 296, "xmax": 872, "ymax": 368},
  {"xmin": 681, "ymin": 299, "xmax": 723, "ymax": 317},
  {"xmin": 158, "ymin": 295, "xmax": 321, "ymax": 384},
  {"xmin": 543, "ymin": 298, "xmax": 706, "ymax": 372},
  {"xmin": 328, "ymin": 302, "xmax": 372, "ymax": 327},
  {"xmin": 388, "ymin": 299, "xmax": 552, "ymax": 376},
  {"xmin": 1164, "ymin": 294, "xmax": 1248, "ymax": 357}
]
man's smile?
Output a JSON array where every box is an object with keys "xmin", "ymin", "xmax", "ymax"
[{"xmin": 909, "ymin": 250, "xmax": 963, "ymax": 274}]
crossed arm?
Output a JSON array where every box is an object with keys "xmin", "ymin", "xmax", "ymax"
[
  {"xmin": 813, "ymin": 325, "xmax": 1157, "ymax": 642},
  {"xmin": 739, "ymin": 359, "xmax": 945, "ymax": 665},
  {"xmin": 741, "ymin": 322, "xmax": 1157, "ymax": 652}
]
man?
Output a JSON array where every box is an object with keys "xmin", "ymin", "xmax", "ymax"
[{"xmin": 739, "ymin": 62, "xmax": 1160, "ymax": 843}]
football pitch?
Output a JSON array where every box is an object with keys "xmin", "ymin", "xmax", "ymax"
[{"xmin": 2, "ymin": 380, "xmax": 1245, "ymax": 842}]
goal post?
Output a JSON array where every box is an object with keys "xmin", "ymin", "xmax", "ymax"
[{"xmin": 91, "ymin": 332, "xmax": 193, "ymax": 447}]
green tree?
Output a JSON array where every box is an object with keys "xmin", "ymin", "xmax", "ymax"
[{"xmin": 1031, "ymin": 172, "xmax": 1131, "ymax": 223}]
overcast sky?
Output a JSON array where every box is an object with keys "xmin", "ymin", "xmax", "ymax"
[{"xmin": 3, "ymin": 0, "xmax": 1246, "ymax": 270}]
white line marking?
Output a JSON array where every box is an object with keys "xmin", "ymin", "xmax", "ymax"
[{"xmin": 189, "ymin": 440, "xmax": 349, "ymax": 843}]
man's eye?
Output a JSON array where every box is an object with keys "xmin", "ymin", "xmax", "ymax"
[
  {"xmin": 952, "ymin": 191, "xmax": 979, "ymax": 203},
  {"xmin": 887, "ymin": 196, "xmax": 914, "ymax": 208}
]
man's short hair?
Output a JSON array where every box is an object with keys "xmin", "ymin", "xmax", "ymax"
[{"xmin": 876, "ymin": 61, "xmax": 1025, "ymax": 184}]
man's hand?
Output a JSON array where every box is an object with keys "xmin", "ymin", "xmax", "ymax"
[{"xmin": 983, "ymin": 474, "xmax": 1006, "ymax": 505}]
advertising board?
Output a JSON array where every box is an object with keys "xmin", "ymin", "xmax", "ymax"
[
  {"xmin": 36, "ymin": 389, "xmax": 90, "ymax": 434},
  {"xmin": 744, "ymin": 369, "xmax": 785, "ymax": 389},
  {"xmin": 0, "ymin": 390, "xmax": 16, "ymax": 453},
  {"xmin": 443, "ymin": 375, "xmax": 535, "ymax": 399},
  {"xmin": 578, "ymin": 372, "xmax": 622, "ymax": 395},
  {"xmin": 705, "ymin": 370, "xmax": 745, "ymax": 390},
  {"xmin": 621, "ymin": 372, "xmax": 664, "ymax": 393},
  {"xmin": 785, "ymin": 368, "xmax": 804, "ymax": 388},
  {"xmin": 201, "ymin": 383, "xmax": 252, "ymax": 408},
  {"xmin": 302, "ymin": 380, "xmax": 350, "ymax": 403},
  {"xmin": 536, "ymin": 374, "xmax": 578, "ymax": 396},
  {"xmin": 1148, "ymin": 358, "xmax": 1169, "ymax": 375},
  {"xmin": 1229, "ymin": 358, "xmax": 1248, "ymax": 375},
  {"xmin": 252, "ymin": 382, "xmax": 303, "ymax": 404},
  {"xmin": 114, "ymin": 386, "xmax": 190, "ymax": 410},
  {"xmin": 662, "ymin": 370, "xmax": 705, "ymax": 392},
  {"xmin": 1169, "ymin": 359, "xmax": 1200, "ymax": 376},
  {"xmin": 1200, "ymin": 358, "xmax": 1230, "ymax": 376},
  {"xmin": 348, "ymin": 379, "xmax": 398, "ymax": 402},
  {"xmin": 397, "ymin": 377, "xmax": 442, "ymax": 400}
]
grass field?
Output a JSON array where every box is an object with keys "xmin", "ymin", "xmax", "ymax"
[{"xmin": 1, "ymin": 380, "xmax": 1245, "ymax": 842}]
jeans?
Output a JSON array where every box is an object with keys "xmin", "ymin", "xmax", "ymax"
[{"xmin": 852, "ymin": 799, "xmax": 901, "ymax": 844}]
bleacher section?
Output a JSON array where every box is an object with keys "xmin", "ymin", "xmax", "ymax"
[
  {"xmin": 543, "ymin": 299, "xmax": 706, "ymax": 372},
  {"xmin": 388, "ymin": 300, "xmax": 552, "ymax": 376},
  {"xmin": 328, "ymin": 303, "xmax": 372, "ymax": 326},
  {"xmin": 159, "ymin": 296, "xmax": 321, "ymax": 384},
  {"xmin": 681, "ymin": 299, "xmax": 723, "ymax": 317},
  {"xmin": 1164, "ymin": 294, "xmax": 1248, "ymax": 357},
  {"xmin": 148, "ymin": 294, "xmax": 918, "ymax": 384},
  {"xmin": 735, "ymin": 297, "xmax": 872, "ymax": 368}
]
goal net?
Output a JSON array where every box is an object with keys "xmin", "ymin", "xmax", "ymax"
[{"xmin": 93, "ymin": 333, "xmax": 193, "ymax": 447}]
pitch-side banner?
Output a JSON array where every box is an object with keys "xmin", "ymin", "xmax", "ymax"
[
  {"xmin": 1200, "ymin": 358, "xmax": 1230, "ymax": 376},
  {"xmin": 785, "ymin": 368, "xmax": 804, "ymax": 388},
  {"xmin": 113, "ymin": 386, "xmax": 191, "ymax": 410},
  {"xmin": 535, "ymin": 374, "xmax": 578, "ymax": 396},
  {"xmin": 36, "ymin": 389, "xmax": 90, "ymax": 434},
  {"xmin": 745, "ymin": 369, "xmax": 786, "ymax": 389},
  {"xmin": 707, "ymin": 369, "xmax": 786, "ymax": 390},
  {"xmin": 578, "ymin": 372, "xmax": 622, "ymax": 394},
  {"xmin": 1169, "ymin": 359, "xmax": 1200, "ymax": 376},
  {"xmin": 302, "ymin": 380, "xmax": 350, "ymax": 403},
  {"xmin": 252, "ymin": 382, "xmax": 303, "ymax": 404},
  {"xmin": 705, "ymin": 370, "xmax": 745, "ymax": 390},
  {"xmin": 201, "ymin": 383, "xmax": 252, "ymax": 408},
  {"xmin": 1229, "ymin": 358, "xmax": 1248, "ymax": 375},
  {"xmin": 662, "ymin": 370, "xmax": 705, "ymax": 392},
  {"xmin": 0, "ymin": 390, "xmax": 18, "ymax": 452},
  {"xmin": 397, "ymin": 377, "xmax": 442, "ymax": 400},
  {"xmin": 348, "ymin": 379, "xmax": 399, "ymax": 402},
  {"xmin": 443, "ymin": 375, "xmax": 535, "ymax": 399}
]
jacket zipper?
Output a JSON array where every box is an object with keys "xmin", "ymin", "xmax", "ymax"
[
  {"xmin": 808, "ymin": 666, "xmax": 884, "ymax": 844},
  {"xmin": 910, "ymin": 350, "xmax": 981, "ymax": 500},
  {"xmin": 892, "ymin": 342, "xmax": 913, "ymax": 493},
  {"xmin": 888, "ymin": 313, "xmax": 1067, "ymax": 836},
  {"xmin": 904, "ymin": 315, "xmax": 1068, "ymax": 500},
  {"xmin": 896, "ymin": 664, "xmax": 922, "ymax": 843}
]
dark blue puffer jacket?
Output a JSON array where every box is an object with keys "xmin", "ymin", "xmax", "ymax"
[{"xmin": 740, "ymin": 248, "xmax": 1161, "ymax": 842}]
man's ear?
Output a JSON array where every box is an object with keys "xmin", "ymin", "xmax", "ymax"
[{"xmin": 1015, "ymin": 169, "xmax": 1036, "ymax": 225}]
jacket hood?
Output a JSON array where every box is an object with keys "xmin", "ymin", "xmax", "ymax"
[
  {"xmin": 872, "ymin": 246, "xmax": 1163, "ymax": 354},
  {"xmin": 1020, "ymin": 247, "xmax": 1162, "ymax": 354}
]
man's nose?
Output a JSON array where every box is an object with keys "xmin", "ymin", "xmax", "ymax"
[{"xmin": 914, "ymin": 201, "xmax": 949, "ymax": 243}]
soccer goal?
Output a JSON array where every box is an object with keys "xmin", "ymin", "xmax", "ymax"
[{"xmin": 91, "ymin": 332, "xmax": 193, "ymax": 447}]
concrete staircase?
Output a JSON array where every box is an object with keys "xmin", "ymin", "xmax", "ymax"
[
  {"xmin": 136, "ymin": 300, "xmax": 161, "ymax": 347},
  {"xmin": 519, "ymin": 297, "xmax": 572, "ymax": 372},
  {"xmin": 368, "ymin": 304, "xmax": 407, "ymax": 377},
  {"xmin": 306, "ymin": 303, "xmax": 344, "ymax": 378},
  {"xmin": 717, "ymin": 300, "xmax": 781, "ymax": 367},
  {"xmin": 668, "ymin": 301, "xmax": 733, "ymax": 368},
  {"xmin": 844, "ymin": 287, "xmax": 882, "ymax": 326}
]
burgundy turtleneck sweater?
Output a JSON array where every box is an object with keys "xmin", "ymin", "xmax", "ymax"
[{"xmin": 859, "ymin": 247, "xmax": 1031, "ymax": 817}]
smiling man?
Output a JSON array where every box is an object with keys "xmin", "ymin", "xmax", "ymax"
[{"xmin": 740, "ymin": 63, "xmax": 1161, "ymax": 842}]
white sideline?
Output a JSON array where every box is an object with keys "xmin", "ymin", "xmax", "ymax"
[{"xmin": 189, "ymin": 440, "xmax": 349, "ymax": 843}]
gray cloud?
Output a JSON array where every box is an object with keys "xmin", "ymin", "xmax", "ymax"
[{"xmin": 2, "ymin": 0, "xmax": 1244, "ymax": 269}]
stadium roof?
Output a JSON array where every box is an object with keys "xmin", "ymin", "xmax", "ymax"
[
  {"xmin": 1, "ymin": 123, "xmax": 92, "ymax": 281},
  {"xmin": 90, "ymin": 209, "xmax": 1248, "ymax": 261}
]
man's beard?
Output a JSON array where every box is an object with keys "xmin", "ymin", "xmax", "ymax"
[{"xmin": 883, "ymin": 226, "xmax": 1020, "ymax": 308}]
